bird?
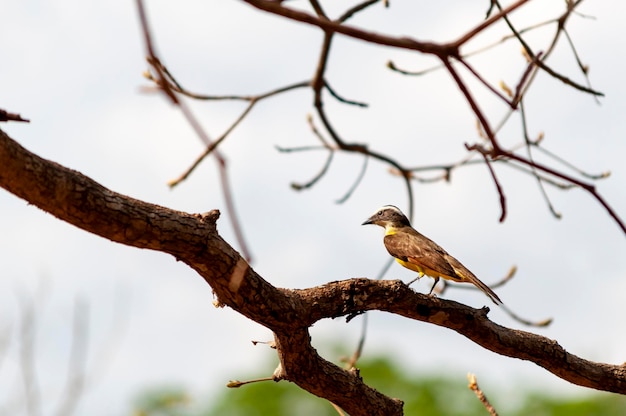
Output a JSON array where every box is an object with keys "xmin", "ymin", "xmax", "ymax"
[{"xmin": 362, "ymin": 205, "xmax": 502, "ymax": 305}]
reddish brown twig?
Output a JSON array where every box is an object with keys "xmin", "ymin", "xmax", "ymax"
[
  {"xmin": 135, "ymin": 0, "xmax": 253, "ymax": 261},
  {"xmin": 0, "ymin": 108, "xmax": 30, "ymax": 123}
]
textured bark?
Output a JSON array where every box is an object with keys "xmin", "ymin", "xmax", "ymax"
[
  {"xmin": 1, "ymin": 128, "xmax": 625, "ymax": 414},
  {"xmin": 0, "ymin": 128, "xmax": 402, "ymax": 415}
]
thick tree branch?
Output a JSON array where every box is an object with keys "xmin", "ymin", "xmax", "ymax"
[
  {"xmin": 274, "ymin": 329, "xmax": 403, "ymax": 415},
  {"xmin": 0, "ymin": 128, "xmax": 286, "ymax": 329},
  {"xmin": 2, "ymin": 128, "xmax": 625, "ymax": 414},
  {"xmin": 0, "ymin": 128, "xmax": 400, "ymax": 414},
  {"xmin": 295, "ymin": 279, "xmax": 626, "ymax": 394}
]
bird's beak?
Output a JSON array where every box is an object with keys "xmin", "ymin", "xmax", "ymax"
[{"xmin": 362, "ymin": 217, "xmax": 373, "ymax": 226}]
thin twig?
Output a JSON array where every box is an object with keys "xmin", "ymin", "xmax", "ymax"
[
  {"xmin": 306, "ymin": 3, "xmax": 416, "ymax": 219},
  {"xmin": 444, "ymin": 266, "xmax": 553, "ymax": 327},
  {"xmin": 17, "ymin": 291, "xmax": 41, "ymax": 416},
  {"xmin": 457, "ymin": 59, "xmax": 514, "ymax": 108},
  {"xmin": 533, "ymin": 144, "xmax": 610, "ymax": 180},
  {"xmin": 338, "ymin": 0, "xmax": 381, "ymax": 23},
  {"xmin": 0, "ymin": 108, "xmax": 30, "ymax": 123},
  {"xmin": 168, "ymin": 100, "xmax": 257, "ymax": 188},
  {"xmin": 467, "ymin": 373, "xmax": 498, "ymax": 416},
  {"xmin": 0, "ymin": 323, "xmax": 10, "ymax": 374},
  {"xmin": 345, "ymin": 256, "xmax": 395, "ymax": 369},
  {"xmin": 291, "ymin": 115, "xmax": 335, "ymax": 190},
  {"xmin": 291, "ymin": 151, "xmax": 334, "ymax": 190},
  {"xmin": 519, "ymin": 100, "xmax": 562, "ymax": 219},
  {"xmin": 243, "ymin": 0, "xmax": 449, "ymax": 55},
  {"xmin": 135, "ymin": 0, "xmax": 253, "ymax": 261},
  {"xmin": 453, "ymin": 0, "xmax": 531, "ymax": 46},
  {"xmin": 164, "ymin": 80, "xmax": 309, "ymax": 186},
  {"xmin": 309, "ymin": 0, "xmax": 327, "ymax": 18},
  {"xmin": 165, "ymin": 75, "xmax": 310, "ymax": 102},
  {"xmin": 55, "ymin": 298, "xmax": 89, "ymax": 416},
  {"xmin": 388, "ymin": 17, "xmax": 557, "ymax": 78},
  {"xmin": 468, "ymin": 144, "xmax": 507, "ymax": 223},
  {"xmin": 494, "ymin": 0, "xmax": 602, "ymax": 98},
  {"xmin": 324, "ymin": 81, "xmax": 368, "ymax": 107},
  {"xmin": 276, "ymin": 144, "xmax": 328, "ymax": 153},
  {"xmin": 336, "ymin": 154, "xmax": 368, "ymax": 204}
]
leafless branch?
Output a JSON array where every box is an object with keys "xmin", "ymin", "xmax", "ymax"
[
  {"xmin": 2, "ymin": 129, "xmax": 626, "ymax": 416},
  {"xmin": 138, "ymin": 0, "xmax": 619, "ymax": 236},
  {"xmin": 135, "ymin": 0, "xmax": 252, "ymax": 261},
  {"xmin": 3, "ymin": 1, "xmax": 624, "ymax": 414},
  {"xmin": 55, "ymin": 298, "xmax": 89, "ymax": 416},
  {"xmin": 467, "ymin": 143, "xmax": 508, "ymax": 223},
  {"xmin": 0, "ymin": 108, "xmax": 30, "ymax": 123},
  {"xmin": 468, "ymin": 373, "xmax": 498, "ymax": 416},
  {"xmin": 17, "ymin": 291, "xmax": 41, "ymax": 416}
]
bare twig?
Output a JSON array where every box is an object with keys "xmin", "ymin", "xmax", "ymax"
[
  {"xmin": 488, "ymin": 265, "xmax": 517, "ymax": 290},
  {"xmin": 453, "ymin": 0, "xmax": 531, "ymax": 46},
  {"xmin": 440, "ymin": 266, "xmax": 552, "ymax": 327},
  {"xmin": 307, "ymin": 6, "xmax": 416, "ymax": 218},
  {"xmin": 227, "ymin": 375, "xmax": 275, "ymax": 388},
  {"xmin": 335, "ymin": 154, "xmax": 368, "ymax": 204},
  {"xmin": 442, "ymin": 48, "xmax": 624, "ymax": 233},
  {"xmin": 55, "ymin": 298, "xmax": 89, "ymax": 416},
  {"xmin": 0, "ymin": 108, "xmax": 30, "ymax": 123},
  {"xmin": 387, "ymin": 18, "xmax": 556, "ymax": 78},
  {"xmin": 292, "ymin": 151, "xmax": 334, "ymax": 190},
  {"xmin": 519, "ymin": 100, "xmax": 562, "ymax": 219},
  {"xmin": 457, "ymin": 59, "xmax": 514, "ymax": 108},
  {"xmin": 324, "ymin": 81, "xmax": 368, "ymax": 107},
  {"xmin": 3, "ymin": 129, "xmax": 626, "ymax": 414},
  {"xmin": 337, "ymin": 0, "xmax": 381, "ymax": 23},
  {"xmin": 330, "ymin": 402, "xmax": 347, "ymax": 416},
  {"xmin": 0, "ymin": 326, "xmax": 9, "ymax": 394},
  {"xmin": 533, "ymin": 145, "xmax": 610, "ymax": 180},
  {"xmin": 167, "ymin": 100, "xmax": 256, "ymax": 187},
  {"xmin": 276, "ymin": 144, "xmax": 327, "ymax": 153},
  {"xmin": 165, "ymin": 80, "xmax": 310, "ymax": 185},
  {"xmin": 502, "ymin": 150, "xmax": 625, "ymax": 233},
  {"xmin": 243, "ymin": 0, "xmax": 446, "ymax": 55},
  {"xmin": 135, "ymin": 0, "xmax": 252, "ymax": 261},
  {"xmin": 17, "ymin": 292, "xmax": 41, "ymax": 416},
  {"xmin": 468, "ymin": 373, "xmax": 498, "ymax": 416},
  {"xmin": 493, "ymin": 0, "xmax": 602, "ymax": 98},
  {"xmin": 148, "ymin": 0, "xmax": 616, "ymax": 237},
  {"xmin": 479, "ymin": 147, "xmax": 507, "ymax": 223}
]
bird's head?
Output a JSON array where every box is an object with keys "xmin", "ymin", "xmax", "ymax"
[{"xmin": 362, "ymin": 205, "xmax": 412, "ymax": 229}]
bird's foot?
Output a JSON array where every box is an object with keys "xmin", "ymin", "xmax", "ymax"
[{"xmin": 406, "ymin": 277, "xmax": 420, "ymax": 286}]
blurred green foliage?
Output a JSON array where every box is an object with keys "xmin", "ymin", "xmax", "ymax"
[{"xmin": 133, "ymin": 353, "xmax": 626, "ymax": 416}]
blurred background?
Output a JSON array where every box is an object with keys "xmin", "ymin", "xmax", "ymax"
[{"xmin": 1, "ymin": 1, "xmax": 625, "ymax": 414}]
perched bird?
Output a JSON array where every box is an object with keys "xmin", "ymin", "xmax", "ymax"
[{"xmin": 362, "ymin": 205, "xmax": 502, "ymax": 305}]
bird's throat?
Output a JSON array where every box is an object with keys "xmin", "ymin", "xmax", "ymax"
[{"xmin": 384, "ymin": 226, "xmax": 398, "ymax": 236}]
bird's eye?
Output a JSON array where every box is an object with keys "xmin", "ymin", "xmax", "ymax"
[{"xmin": 377, "ymin": 211, "xmax": 383, "ymax": 216}]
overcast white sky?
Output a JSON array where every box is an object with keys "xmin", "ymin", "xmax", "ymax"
[{"xmin": 1, "ymin": 1, "xmax": 626, "ymax": 414}]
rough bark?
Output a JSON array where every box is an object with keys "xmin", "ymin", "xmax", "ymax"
[{"xmin": 1, "ymin": 128, "xmax": 625, "ymax": 414}]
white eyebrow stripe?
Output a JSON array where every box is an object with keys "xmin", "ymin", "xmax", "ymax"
[{"xmin": 374, "ymin": 205, "xmax": 404, "ymax": 215}]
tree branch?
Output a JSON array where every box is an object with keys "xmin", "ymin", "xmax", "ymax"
[
  {"xmin": 243, "ymin": 0, "xmax": 451, "ymax": 55},
  {"xmin": 295, "ymin": 279, "xmax": 626, "ymax": 395},
  {"xmin": 0, "ymin": 128, "xmax": 399, "ymax": 414},
  {"xmin": 2, "ymin": 128, "xmax": 625, "ymax": 414}
]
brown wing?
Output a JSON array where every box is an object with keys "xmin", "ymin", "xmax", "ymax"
[
  {"xmin": 384, "ymin": 228, "xmax": 458, "ymax": 279},
  {"xmin": 384, "ymin": 228, "xmax": 502, "ymax": 304}
]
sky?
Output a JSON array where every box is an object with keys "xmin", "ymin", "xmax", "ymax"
[{"xmin": 1, "ymin": 1, "xmax": 626, "ymax": 414}]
